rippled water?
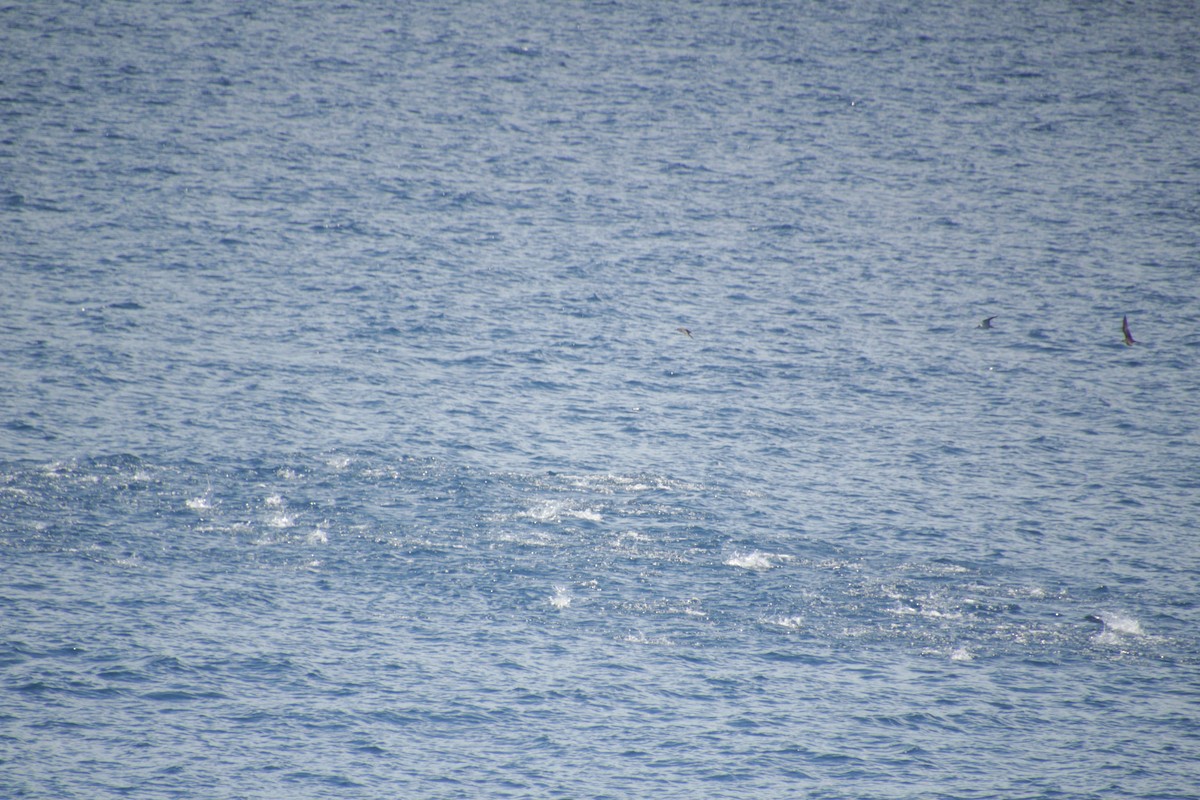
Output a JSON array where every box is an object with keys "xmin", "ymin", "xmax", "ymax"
[{"xmin": 3, "ymin": 1, "xmax": 1199, "ymax": 798}]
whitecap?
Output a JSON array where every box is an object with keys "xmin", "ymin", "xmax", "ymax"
[
  {"xmin": 950, "ymin": 646, "xmax": 974, "ymax": 662},
  {"xmin": 886, "ymin": 602, "xmax": 963, "ymax": 621},
  {"xmin": 1098, "ymin": 612, "xmax": 1143, "ymax": 636},
  {"xmin": 519, "ymin": 500, "xmax": 565, "ymax": 523},
  {"xmin": 623, "ymin": 631, "xmax": 672, "ymax": 646},
  {"xmin": 726, "ymin": 551, "xmax": 789, "ymax": 570},
  {"xmin": 519, "ymin": 500, "xmax": 602, "ymax": 523},
  {"xmin": 306, "ymin": 528, "xmax": 328, "ymax": 545},
  {"xmin": 549, "ymin": 586, "xmax": 572, "ymax": 609},
  {"xmin": 267, "ymin": 512, "xmax": 295, "ymax": 529},
  {"xmin": 185, "ymin": 496, "xmax": 211, "ymax": 511},
  {"xmin": 1091, "ymin": 612, "xmax": 1144, "ymax": 644},
  {"xmin": 768, "ymin": 615, "xmax": 805, "ymax": 631},
  {"xmin": 496, "ymin": 529, "xmax": 557, "ymax": 547}
]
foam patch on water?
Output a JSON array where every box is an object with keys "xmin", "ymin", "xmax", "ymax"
[
  {"xmin": 623, "ymin": 631, "xmax": 672, "ymax": 646},
  {"xmin": 767, "ymin": 615, "xmax": 805, "ymax": 631},
  {"xmin": 560, "ymin": 472, "xmax": 693, "ymax": 494},
  {"xmin": 887, "ymin": 603, "xmax": 963, "ymax": 621},
  {"xmin": 267, "ymin": 512, "xmax": 295, "ymax": 529},
  {"xmin": 549, "ymin": 585, "xmax": 573, "ymax": 609},
  {"xmin": 1091, "ymin": 612, "xmax": 1145, "ymax": 644},
  {"xmin": 1098, "ymin": 613, "xmax": 1143, "ymax": 636},
  {"xmin": 496, "ymin": 529, "xmax": 557, "ymax": 547},
  {"xmin": 185, "ymin": 496, "xmax": 211, "ymax": 511},
  {"xmin": 726, "ymin": 551, "xmax": 791, "ymax": 570},
  {"xmin": 519, "ymin": 500, "xmax": 603, "ymax": 523}
]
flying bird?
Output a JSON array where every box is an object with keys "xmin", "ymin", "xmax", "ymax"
[
  {"xmin": 1122, "ymin": 315, "xmax": 1136, "ymax": 346},
  {"xmin": 676, "ymin": 327, "xmax": 692, "ymax": 338},
  {"xmin": 977, "ymin": 316, "xmax": 996, "ymax": 329}
]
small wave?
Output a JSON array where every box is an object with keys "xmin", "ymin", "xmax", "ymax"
[
  {"xmin": 497, "ymin": 528, "xmax": 557, "ymax": 548},
  {"xmin": 767, "ymin": 615, "xmax": 805, "ymax": 631},
  {"xmin": 267, "ymin": 512, "xmax": 296, "ymax": 529},
  {"xmin": 623, "ymin": 631, "xmax": 672, "ymax": 646},
  {"xmin": 726, "ymin": 551, "xmax": 790, "ymax": 570},
  {"xmin": 519, "ymin": 500, "xmax": 602, "ymax": 523},
  {"xmin": 1096, "ymin": 612, "xmax": 1143, "ymax": 636},
  {"xmin": 185, "ymin": 496, "xmax": 211, "ymax": 511},
  {"xmin": 1090, "ymin": 612, "xmax": 1144, "ymax": 644},
  {"xmin": 888, "ymin": 604, "xmax": 963, "ymax": 621},
  {"xmin": 549, "ymin": 586, "xmax": 572, "ymax": 609},
  {"xmin": 553, "ymin": 472, "xmax": 699, "ymax": 495}
]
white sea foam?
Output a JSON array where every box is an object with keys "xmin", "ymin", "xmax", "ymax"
[
  {"xmin": 562, "ymin": 473, "xmax": 679, "ymax": 494},
  {"xmin": 265, "ymin": 494, "xmax": 285, "ymax": 508},
  {"xmin": 549, "ymin": 585, "xmax": 573, "ymax": 609},
  {"xmin": 185, "ymin": 496, "xmax": 211, "ymax": 511},
  {"xmin": 519, "ymin": 500, "xmax": 602, "ymax": 523},
  {"xmin": 623, "ymin": 631, "xmax": 672, "ymax": 646},
  {"xmin": 888, "ymin": 604, "xmax": 963, "ymax": 621},
  {"xmin": 306, "ymin": 528, "xmax": 328, "ymax": 545},
  {"xmin": 768, "ymin": 615, "xmax": 805, "ymax": 631},
  {"xmin": 950, "ymin": 646, "xmax": 974, "ymax": 662},
  {"xmin": 496, "ymin": 529, "xmax": 557, "ymax": 547},
  {"xmin": 267, "ymin": 512, "xmax": 295, "ymax": 529},
  {"xmin": 1092, "ymin": 612, "xmax": 1145, "ymax": 644},
  {"xmin": 1098, "ymin": 612, "xmax": 1144, "ymax": 636},
  {"xmin": 726, "ymin": 551, "xmax": 790, "ymax": 570}
]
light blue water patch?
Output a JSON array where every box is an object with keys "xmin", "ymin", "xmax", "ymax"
[{"xmin": 2, "ymin": 0, "xmax": 1199, "ymax": 798}]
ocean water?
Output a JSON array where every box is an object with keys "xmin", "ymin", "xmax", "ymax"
[{"xmin": 3, "ymin": 1, "xmax": 1199, "ymax": 798}]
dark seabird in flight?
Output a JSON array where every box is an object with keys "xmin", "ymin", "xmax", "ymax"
[
  {"xmin": 977, "ymin": 316, "xmax": 996, "ymax": 329},
  {"xmin": 1122, "ymin": 315, "xmax": 1136, "ymax": 346},
  {"xmin": 676, "ymin": 327, "xmax": 692, "ymax": 338}
]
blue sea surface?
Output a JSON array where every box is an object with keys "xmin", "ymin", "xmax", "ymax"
[{"xmin": 3, "ymin": 1, "xmax": 1199, "ymax": 798}]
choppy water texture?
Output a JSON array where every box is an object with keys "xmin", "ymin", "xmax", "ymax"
[{"xmin": 3, "ymin": 1, "xmax": 1200, "ymax": 798}]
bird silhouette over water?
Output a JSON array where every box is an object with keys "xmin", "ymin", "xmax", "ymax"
[
  {"xmin": 1122, "ymin": 315, "xmax": 1136, "ymax": 346},
  {"xmin": 977, "ymin": 316, "xmax": 996, "ymax": 329},
  {"xmin": 676, "ymin": 327, "xmax": 692, "ymax": 338}
]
